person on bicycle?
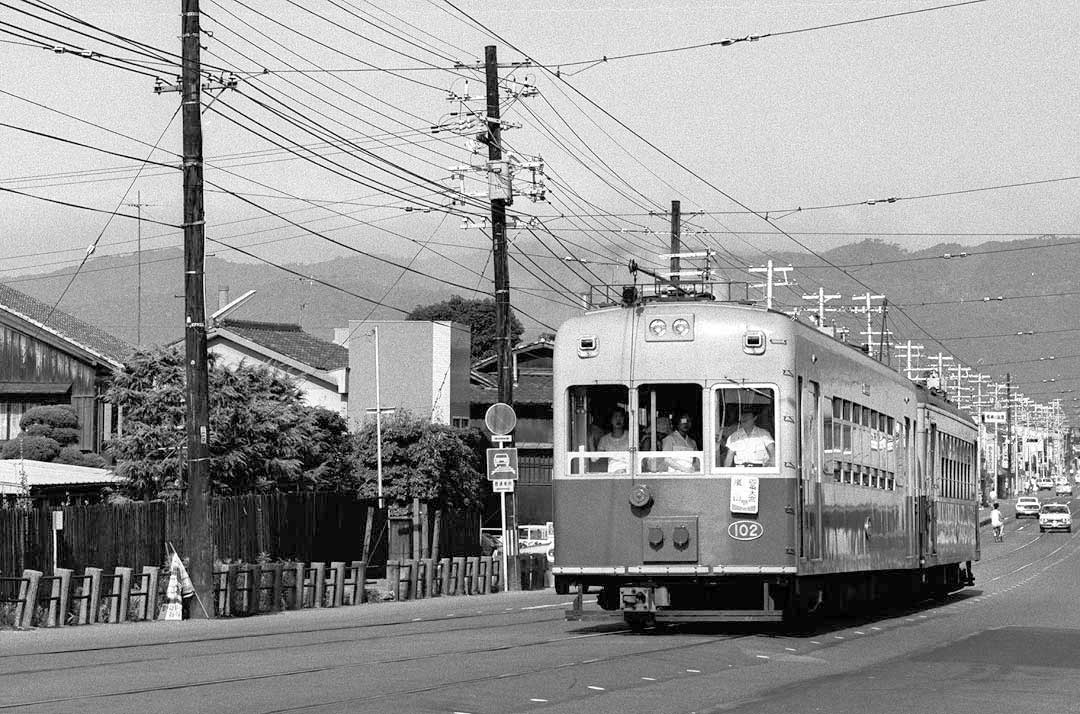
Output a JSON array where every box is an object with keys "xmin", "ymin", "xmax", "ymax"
[{"xmin": 990, "ymin": 502, "xmax": 1004, "ymax": 541}]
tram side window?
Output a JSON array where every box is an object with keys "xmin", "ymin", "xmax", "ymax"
[
  {"xmin": 715, "ymin": 386, "xmax": 776, "ymax": 468},
  {"xmin": 638, "ymin": 383, "xmax": 703, "ymax": 473},
  {"xmin": 567, "ymin": 385, "xmax": 630, "ymax": 474}
]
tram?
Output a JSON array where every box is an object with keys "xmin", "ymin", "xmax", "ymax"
[{"xmin": 551, "ymin": 282, "xmax": 979, "ymax": 626}]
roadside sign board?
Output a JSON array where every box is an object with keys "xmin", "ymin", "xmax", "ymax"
[
  {"xmin": 491, "ymin": 478, "xmax": 515, "ymax": 493},
  {"xmin": 982, "ymin": 411, "xmax": 1006, "ymax": 424},
  {"xmin": 487, "ymin": 447, "xmax": 519, "ymax": 480}
]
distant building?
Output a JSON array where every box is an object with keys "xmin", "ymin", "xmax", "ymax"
[
  {"xmin": 342, "ymin": 320, "xmax": 471, "ymax": 428},
  {"xmin": 470, "ymin": 335, "xmax": 555, "ymax": 525},
  {"xmin": 0, "ymin": 459, "xmax": 123, "ymax": 506},
  {"xmin": 0, "ymin": 282, "xmax": 131, "ymax": 452},
  {"xmin": 207, "ymin": 318, "xmax": 349, "ymax": 416}
]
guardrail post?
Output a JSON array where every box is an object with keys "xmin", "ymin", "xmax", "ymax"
[
  {"xmin": 17, "ymin": 570, "xmax": 42, "ymax": 628},
  {"xmin": 490, "ymin": 557, "xmax": 501, "ymax": 593},
  {"xmin": 450, "ymin": 557, "xmax": 465, "ymax": 596},
  {"xmin": 438, "ymin": 557, "xmax": 451, "ymax": 597},
  {"xmin": 399, "ymin": 560, "xmax": 413, "ymax": 600},
  {"xmin": 83, "ymin": 567, "xmax": 102, "ymax": 624},
  {"xmin": 290, "ymin": 562, "xmax": 304, "ymax": 610},
  {"xmin": 329, "ymin": 562, "xmax": 345, "ymax": 607},
  {"xmin": 225, "ymin": 563, "xmax": 240, "ymax": 617},
  {"xmin": 410, "ymin": 559, "xmax": 423, "ymax": 600},
  {"xmin": 478, "ymin": 556, "xmax": 491, "ymax": 595},
  {"xmin": 248, "ymin": 564, "xmax": 263, "ymax": 615},
  {"xmin": 110, "ymin": 567, "xmax": 132, "ymax": 623},
  {"xmin": 268, "ymin": 563, "xmax": 283, "ymax": 612},
  {"xmin": 352, "ymin": 560, "xmax": 367, "ymax": 604},
  {"xmin": 311, "ymin": 562, "xmax": 326, "ymax": 608},
  {"xmin": 50, "ymin": 568, "xmax": 72, "ymax": 627},
  {"xmin": 386, "ymin": 560, "xmax": 400, "ymax": 601},
  {"xmin": 464, "ymin": 557, "xmax": 478, "ymax": 595},
  {"xmin": 141, "ymin": 566, "xmax": 159, "ymax": 620}
]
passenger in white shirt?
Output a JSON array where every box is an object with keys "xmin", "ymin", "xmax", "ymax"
[
  {"xmin": 594, "ymin": 407, "xmax": 630, "ymax": 473},
  {"xmin": 724, "ymin": 411, "xmax": 775, "ymax": 467}
]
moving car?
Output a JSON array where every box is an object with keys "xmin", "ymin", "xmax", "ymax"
[
  {"xmin": 1015, "ymin": 496, "xmax": 1041, "ymax": 519},
  {"xmin": 1056, "ymin": 481, "xmax": 1073, "ymax": 497},
  {"xmin": 1039, "ymin": 503, "xmax": 1072, "ymax": 533},
  {"xmin": 1036, "ymin": 476, "xmax": 1055, "ymax": 490}
]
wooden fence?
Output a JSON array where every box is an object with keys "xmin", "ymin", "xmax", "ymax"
[{"xmin": 1, "ymin": 493, "xmax": 479, "ymax": 575}]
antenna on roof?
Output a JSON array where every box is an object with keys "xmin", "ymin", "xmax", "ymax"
[{"xmin": 210, "ymin": 290, "xmax": 256, "ymax": 326}]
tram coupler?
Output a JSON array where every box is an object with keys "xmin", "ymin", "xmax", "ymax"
[{"xmin": 620, "ymin": 585, "xmax": 669, "ymax": 612}]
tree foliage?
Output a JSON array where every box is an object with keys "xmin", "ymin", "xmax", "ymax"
[
  {"xmin": 406, "ymin": 295, "xmax": 524, "ymax": 361},
  {"xmin": 105, "ymin": 347, "xmax": 355, "ymax": 499},
  {"xmin": 351, "ymin": 410, "xmax": 484, "ymax": 511}
]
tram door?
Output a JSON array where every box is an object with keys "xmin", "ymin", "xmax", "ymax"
[
  {"xmin": 919, "ymin": 423, "xmax": 939, "ymax": 559},
  {"xmin": 798, "ymin": 378, "xmax": 822, "ymax": 560}
]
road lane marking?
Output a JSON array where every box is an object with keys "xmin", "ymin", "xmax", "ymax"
[{"xmin": 588, "ymin": 685, "xmax": 606, "ymax": 691}]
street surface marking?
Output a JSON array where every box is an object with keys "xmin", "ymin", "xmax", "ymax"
[
  {"xmin": 756, "ymin": 655, "xmax": 770, "ymax": 659},
  {"xmin": 686, "ymin": 669, "xmax": 701, "ymax": 673},
  {"xmin": 530, "ymin": 698, "xmax": 548, "ymax": 703},
  {"xmin": 588, "ymin": 685, "xmax": 606, "ymax": 691},
  {"xmin": 641, "ymin": 677, "xmax": 657, "ymax": 681}
]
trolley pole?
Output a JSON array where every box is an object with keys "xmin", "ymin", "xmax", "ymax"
[{"xmin": 181, "ymin": 0, "xmax": 213, "ymax": 617}]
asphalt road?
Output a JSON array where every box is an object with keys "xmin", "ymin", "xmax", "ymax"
[{"xmin": 3, "ymin": 501, "xmax": 1080, "ymax": 714}]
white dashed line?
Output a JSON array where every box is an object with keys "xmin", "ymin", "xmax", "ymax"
[
  {"xmin": 784, "ymin": 647, "xmax": 797, "ymax": 652},
  {"xmin": 641, "ymin": 677, "xmax": 657, "ymax": 681},
  {"xmin": 686, "ymin": 669, "xmax": 701, "ymax": 673},
  {"xmin": 530, "ymin": 698, "xmax": 548, "ymax": 703},
  {"xmin": 588, "ymin": 685, "xmax": 606, "ymax": 691},
  {"xmin": 854, "ymin": 631, "xmax": 866, "ymax": 635},
  {"xmin": 871, "ymin": 627, "xmax": 882, "ymax": 631},
  {"xmin": 756, "ymin": 655, "xmax": 770, "ymax": 659},
  {"xmin": 810, "ymin": 640, "xmax": 821, "ymax": 644}
]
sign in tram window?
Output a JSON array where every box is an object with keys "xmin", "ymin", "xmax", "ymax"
[
  {"xmin": 567, "ymin": 385, "xmax": 631, "ymax": 474},
  {"xmin": 637, "ymin": 383, "xmax": 703, "ymax": 473},
  {"xmin": 715, "ymin": 386, "xmax": 776, "ymax": 468}
]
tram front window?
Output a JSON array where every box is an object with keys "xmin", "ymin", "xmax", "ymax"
[
  {"xmin": 715, "ymin": 386, "xmax": 776, "ymax": 468},
  {"xmin": 638, "ymin": 384, "xmax": 702, "ymax": 473},
  {"xmin": 567, "ymin": 386, "xmax": 631, "ymax": 474}
]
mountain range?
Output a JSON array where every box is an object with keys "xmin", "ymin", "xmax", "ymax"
[{"xmin": 6, "ymin": 236, "xmax": 1077, "ymax": 407}]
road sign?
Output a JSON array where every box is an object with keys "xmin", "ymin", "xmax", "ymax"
[
  {"xmin": 491, "ymin": 479, "xmax": 515, "ymax": 493},
  {"xmin": 485, "ymin": 403, "xmax": 517, "ymax": 436},
  {"xmin": 487, "ymin": 447, "xmax": 519, "ymax": 480}
]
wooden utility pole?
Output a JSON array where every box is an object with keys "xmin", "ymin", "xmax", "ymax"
[
  {"xmin": 182, "ymin": 0, "xmax": 213, "ymax": 617},
  {"xmin": 669, "ymin": 200, "xmax": 681, "ymax": 287},
  {"xmin": 485, "ymin": 45, "xmax": 513, "ymax": 407},
  {"xmin": 484, "ymin": 45, "xmax": 518, "ymax": 590}
]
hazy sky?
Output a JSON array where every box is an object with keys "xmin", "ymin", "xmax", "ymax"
[{"xmin": 2, "ymin": 1, "xmax": 1079, "ymax": 399}]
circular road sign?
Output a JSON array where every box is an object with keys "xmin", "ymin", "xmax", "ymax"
[{"xmin": 484, "ymin": 403, "xmax": 517, "ymax": 436}]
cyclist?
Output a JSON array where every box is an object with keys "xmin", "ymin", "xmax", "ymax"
[{"xmin": 990, "ymin": 502, "xmax": 1004, "ymax": 542}]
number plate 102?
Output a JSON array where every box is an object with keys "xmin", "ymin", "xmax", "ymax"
[{"xmin": 727, "ymin": 520, "xmax": 764, "ymax": 541}]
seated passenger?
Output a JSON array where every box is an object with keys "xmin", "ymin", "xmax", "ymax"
[
  {"xmin": 640, "ymin": 415, "xmax": 671, "ymax": 473},
  {"xmin": 723, "ymin": 411, "xmax": 775, "ymax": 467},
  {"xmin": 662, "ymin": 413, "xmax": 699, "ymax": 472},
  {"xmin": 595, "ymin": 407, "xmax": 630, "ymax": 473}
]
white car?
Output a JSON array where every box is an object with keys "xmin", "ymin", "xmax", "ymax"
[
  {"xmin": 1039, "ymin": 503, "xmax": 1072, "ymax": 533},
  {"xmin": 1056, "ymin": 481, "xmax": 1073, "ymax": 497}
]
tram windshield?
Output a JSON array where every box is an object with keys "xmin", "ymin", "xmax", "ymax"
[
  {"xmin": 715, "ymin": 386, "xmax": 776, "ymax": 468},
  {"xmin": 567, "ymin": 385, "xmax": 631, "ymax": 474},
  {"xmin": 566, "ymin": 383, "xmax": 704, "ymax": 474},
  {"xmin": 637, "ymin": 383, "xmax": 702, "ymax": 473}
]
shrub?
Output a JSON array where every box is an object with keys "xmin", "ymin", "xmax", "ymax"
[
  {"xmin": 21, "ymin": 405, "xmax": 78, "ymax": 431},
  {"xmin": 56, "ymin": 446, "xmax": 107, "ymax": 468},
  {"xmin": 1, "ymin": 434, "xmax": 61, "ymax": 462}
]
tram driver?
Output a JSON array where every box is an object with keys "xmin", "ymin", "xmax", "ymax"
[{"xmin": 723, "ymin": 410, "xmax": 775, "ymax": 467}]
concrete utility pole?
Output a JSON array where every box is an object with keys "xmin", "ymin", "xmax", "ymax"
[
  {"xmin": 1005, "ymin": 373, "xmax": 1014, "ymax": 499},
  {"xmin": 851, "ymin": 292, "xmax": 885, "ymax": 359},
  {"xmin": 181, "ymin": 0, "xmax": 212, "ymax": 617},
  {"xmin": 485, "ymin": 45, "xmax": 513, "ymax": 407},
  {"xmin": 748, "ymin": 260, "xmax": 793, "ymax": 310},
  {"xmin": 123, "ymin": 192, "xmax": 154, "ymax": 345},
  {"xmin": 895, "ymin": 341, "xmax": 924, "ymax": 381},
  {"xmin": 801, "ymin": 288, "xmax": 841, "ymax": 328}
]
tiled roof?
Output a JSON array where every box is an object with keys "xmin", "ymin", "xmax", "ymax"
[
  {"xmin": 472, "ymin": 337, "xmax": 554, "ymax": 373},
  {"xmin": 216, "ymin": 318, "xmax": 348, "ymax": 371},
  {"xmin": 0, "ymin": 283, "xmax": 132, "ymax": 367},
  {"xmin": 470, "ymin": 373, "xmax": 552, "ymax": 406}
]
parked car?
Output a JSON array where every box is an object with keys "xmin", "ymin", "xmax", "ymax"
[
  {"xmin": 1015, "ymin": 496, "xmax": 1041, "ymax": 519},
  {"xmin": 1039, "ymin": 503, "xmax": 1072, "ymax": 533},
  {"xmin": 1056, "ymin": 481, "xmax": 1073, "ymax": 497}
]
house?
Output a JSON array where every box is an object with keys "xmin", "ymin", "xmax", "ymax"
[
  {"xmin": 470, "ymin": 336, "xmax": 555, "ymax": 525},
  {"xmin": 0, "ymin": 282, "xmax": 131, "ymax": 452},
  {"xmin": 0, "ymin": 459, "xmax": 123, "ymax": 506},
  {"xmin": 206, "ymin": 318, "xmax": 349, "ymax": 416}
]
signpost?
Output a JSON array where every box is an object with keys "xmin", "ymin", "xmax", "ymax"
[{"xmin": 485, "ymin": 403, "xmax": 517, "ymax": 590}]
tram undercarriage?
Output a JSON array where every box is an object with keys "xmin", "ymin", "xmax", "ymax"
[{"xmin": 562, "ymin": 563, "xmax": 975, "ymax": 627}]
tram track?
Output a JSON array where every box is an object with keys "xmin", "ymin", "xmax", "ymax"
[
  {"xmin": 0, "ymin": 620, "xmax": 751, "ymax": 711},
  {"xmin": 0, "ymin": 605, "xmax": 573, "ymax": 677}
]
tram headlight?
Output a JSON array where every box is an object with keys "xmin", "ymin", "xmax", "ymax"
[
  {"xmin": 648, "ymin": 319, "xmax": 667, "ymax": 336},
  {"xmin": 672, "ymin": 318, "xmax": 690, "ymax": 336},
  {"xmin": 629, "ymin": 484, "xmax": 653, "ymax": 508}
]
